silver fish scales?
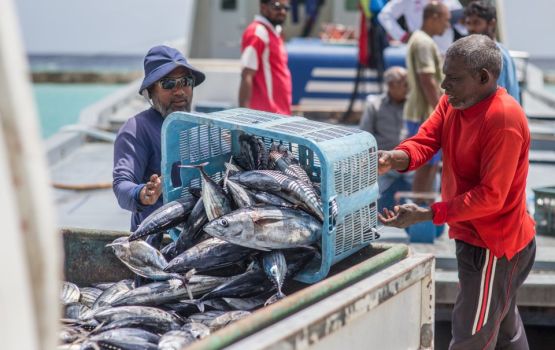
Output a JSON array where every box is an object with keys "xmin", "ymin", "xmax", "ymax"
[
  {"xmin": 203, "ymin": 206, "xmax": 321, "ymax": 251},
  {"xmin": 262, "ymin": 250, "xmax": 287, "ymax": 305},
  {"xmin": 179, "ymin": 162, "xmax": 232, "ymax": 221},
  {"xmin": 230, "ymin": 170, "xmax": 324, "ymax": 221},
  {"xmin": 106, "ymin": 237, "xmax": 183, "ymax": 282},
  {"xmin": 60, "ymin": 281, "xmax": 80, "ymax": 305}
]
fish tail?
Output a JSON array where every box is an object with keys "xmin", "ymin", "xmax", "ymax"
[
  {"xmin": 223, "ymin": 156, "xmax": 233, "ymax": 189},
  {"xmin": 264, "ymin": 292, "xmax": 286, "ymax": 306},
  {"xmin": 194, "ymin": 299, "xmax": 205, "ymax": 313}
]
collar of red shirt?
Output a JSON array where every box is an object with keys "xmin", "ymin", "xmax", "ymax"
[
  {"xmin": 459, "ymin": 88, "xmax": 503, "ymax": 118},
  {"xmin": 254, "ymin": 14, "xmax": 282, "ymax": 36}
]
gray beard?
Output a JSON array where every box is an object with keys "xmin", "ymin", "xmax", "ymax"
[{"xmin": 152, "ymin": 99, "xmax": 191, "ymax": 118}]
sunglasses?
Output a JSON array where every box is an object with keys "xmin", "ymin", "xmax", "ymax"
[
  {"xmin": 158, "ymin": 75, "xmax": 195, "ymax": 90},
  {"xmin": 269, "ymin": 2, "xmax": 290, "ymax": 12}
]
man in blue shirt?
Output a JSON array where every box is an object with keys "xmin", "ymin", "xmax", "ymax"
[
  {"xmin": 464, "ymin": 0, "xmax": 520, "ymax": 103},
  {"xmin": 112, "ymin": 45, "xmax": 205, "ymax": 248}
]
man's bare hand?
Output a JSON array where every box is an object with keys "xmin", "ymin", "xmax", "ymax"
[
  {"xmin": 140, "ymin": 174, "xmax": 163, "ymax": 205},
  {"xmin": 378, "ymin": 150, "xmax": 394, "ymax": 175},
  {"xmin": 378, "ymin": 203, "xmax": 433, "ymax": 228},
  {"xmin": 377, "ymin": 150, "xmax": 409, "ymax": 175}
]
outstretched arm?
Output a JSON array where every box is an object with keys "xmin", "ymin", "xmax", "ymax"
[{"xmin": 238, "ymin": 68, "xmax": 256, "ymax": 108}]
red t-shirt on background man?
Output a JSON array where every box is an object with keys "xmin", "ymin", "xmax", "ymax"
[
  {"xmin": 396, "ymin": 88, "xmax": 535, "ymax": 260},
  {"xmin": 240, "ymin": 15, "xmax": 292, "ymax": 115}
]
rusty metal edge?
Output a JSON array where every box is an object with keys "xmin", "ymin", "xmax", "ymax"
[
  {"xmin": 60, "ymin": 226, "xmax": 130, "ymax": 239},
  {"xmin": 227, "ymin": 254, "xmax": 434, "ymax": 350},
  {"xmin": 185, "ymin": 243, "xmax": 409, "ymax": 350}
]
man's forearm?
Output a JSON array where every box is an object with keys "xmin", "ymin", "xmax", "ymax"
[
  {"xmin": 390, "ymin": 150, "xmax": 410, "ymax": 171},
  {"xmin": 238, "ymin": 74, "xmax": 253, "ymax": 107}
]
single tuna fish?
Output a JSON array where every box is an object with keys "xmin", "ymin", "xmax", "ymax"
[
  {"xmin": 91, "ymin": 315, "xmax": 181, "ymax": 335},
  {"xmin": 82, "ymin": 328, "xmax": 160, "ymax": 350},
  {"xmin": 270, "ymin": 150, "xmax": 312, "ymax": 185},
  {"xmin": 181, "ymin": 322, "xmax": 210, "ymax": 339},
  {"xmin": 179, "ymin": 162, "xmax": 232, "ymax": 221},
  {"xmin": 107, "ymin": 237, "xmax": 183, "ymax": 281},
  {"xmin": 64, "ymin": 302, "xmax": 90, "ymax": 320},
  {"xmin": 187, "ymin": 310, "xmax": 226, "ymax": 324},
  {"xmin": 247, "ymin": 189, "xmax": 296, "ymax": 208},
  {"xmin": 111, "ymin": 279, "xmax": 185, "ymax": 307},
  {"xmin": 197, "ymin": 267, "xmax": 274, "ymax": 311},
  {"xmin": 92, "ymin": 279, "xmax": 134, "ymax": 310},
  {"xmin": 79, "ymin": 287, "xmax": 103, "ymax": 308},
  {"xmin": 173, "ymin": 197, "xmax": 208, "ymax": 257},
  {"xmin": 222, "ymin": 295, "xmax": 269, "ymax": 311},
  {"xmin": 262, "ymin": 251, "xmax": 287, "ymax": 305},
  {"xmin": 165, "ymin": 298, "xmax": 230, "ymax": 317},
  {"xmin": 203, "ymin": 206, "xmax": 321, "ymax": 251},
  {"xmin": 158, "ymin": 330, "xmax": 197, "ymax": 350},
  {"xmin": 205, "ymin": 310, "xmax": 252, "ymax": 332},
  {"xmin": 93, "ymin": 305, "xmax": 183, "ymax": 326},
  {"xmin": 60, "ymin": 281, "xmax": 80, "ymax": 305},
  {"xmin": 165, "ymin": 238, "xmax": 252, "ymax": 273},
  {"xmin": 129, "ymin": 197, "xmax": 196, "ymax": 241},
  {"xmin": 230, "ymin": 170, "xmax": 323, "ymax": 221},
  {"xmin": 225, "ymin": 178, "xmax": 256, "ymax": 208}
]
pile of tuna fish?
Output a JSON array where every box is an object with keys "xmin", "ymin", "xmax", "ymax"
[{"xmin": 59, "ymin": 135, "xmax": 331, "ymax": 349}]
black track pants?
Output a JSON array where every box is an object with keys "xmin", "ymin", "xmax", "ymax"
[{"xmin": 449, "ymin": 238, "xmax": 536, "ymax": 350}]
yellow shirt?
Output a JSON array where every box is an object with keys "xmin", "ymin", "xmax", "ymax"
[{"xmin": 404, "ymin": 30, "xmax": 443, "ymax": 123}]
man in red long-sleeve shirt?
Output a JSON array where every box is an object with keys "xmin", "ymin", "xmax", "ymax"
[{"xmin": 378, "ymin": 34, "xmax": 535, "ymax": 349}]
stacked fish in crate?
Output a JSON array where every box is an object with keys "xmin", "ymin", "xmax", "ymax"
[
  {"xmin": 162, "ymin": 108, "xmax": 379, "ymax": 282},
  {"xmin": 57, "ymin": 109, "xmax": 379, "ymax": 349}
]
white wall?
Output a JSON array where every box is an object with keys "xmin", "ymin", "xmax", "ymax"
[
  {"xmin": 502, "ymin": 0, "xmax": 555, "ymax": 58},
  {"xmin": 15, "ymin": 0, "xmax": 195, "ymax": 55}
]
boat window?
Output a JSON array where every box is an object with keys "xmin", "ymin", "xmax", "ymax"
[
  {"xmin": 345, "ymin": 0, "xmax": 358, "ymax": 11},
  {"xmin": 221, "ymin": 0, "xmax": 237, "ymax": 11}
]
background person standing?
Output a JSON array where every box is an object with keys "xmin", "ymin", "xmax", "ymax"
[
  {"xmin": 404, "ymin": 1, "xmax": 451, "ymax": 198},
  {"xmin": 238, "ymin": 0, "xmax": 292, "ymax": 115},
  {"xmin": 359, "ymin": 66, "xmax": 409, "ymax": 211},
  {"xmin": 377, "ymin": 0, "xmax": 466, "ymax": 53},
  {"xmin": 464, "ymin": 0, "xmax": 521, "ymax": 103}
]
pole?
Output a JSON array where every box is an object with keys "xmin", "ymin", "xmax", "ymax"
[{"xmin": 0, "ymin": 0, "xmax": 62, "ymax": 348}]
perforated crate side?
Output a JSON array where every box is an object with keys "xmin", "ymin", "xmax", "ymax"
[{"xmin": 161, "ymin": 110, "xmax": 380, "ymax": 283}]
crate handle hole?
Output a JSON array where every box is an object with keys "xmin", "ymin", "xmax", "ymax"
[{"xmin": 170, "ymin": 161, "xmax": 182, "ymax": 188}]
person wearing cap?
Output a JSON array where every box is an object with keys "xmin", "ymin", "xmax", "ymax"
[
  {"xmin": 238, "ymin": 0, "xmax": 292, "ymax": 115},
  {"xmin": 112, "ymin": 45, "xmax": 205, "ymax": 248}
]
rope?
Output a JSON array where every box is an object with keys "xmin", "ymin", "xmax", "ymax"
[{"xmin": 51, "ymin": 182, "xmax": 112, "ymax": 191}]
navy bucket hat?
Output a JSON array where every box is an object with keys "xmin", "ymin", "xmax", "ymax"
[{"xmin": 139, "ymin": 45, "xmax": 206, "ymax": 95}]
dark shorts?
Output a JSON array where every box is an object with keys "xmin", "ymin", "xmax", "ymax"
[{"xmin": 406, "ymin": 120, "xmax": 441, "ymax": 165}]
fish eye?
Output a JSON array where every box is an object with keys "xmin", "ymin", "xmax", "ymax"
[{"xmin": 220, "ymin": 219, "xmax": 229, "ymax": 227}]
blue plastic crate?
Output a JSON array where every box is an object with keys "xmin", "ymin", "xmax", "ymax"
[{"xmin": 161, "ymin": 108, "xmax": 379, "ymax": 283}]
